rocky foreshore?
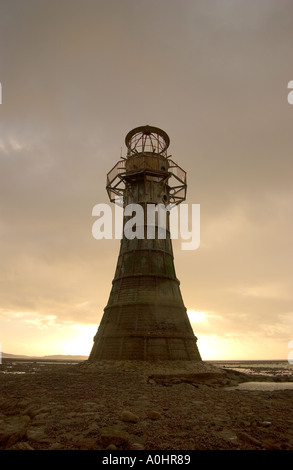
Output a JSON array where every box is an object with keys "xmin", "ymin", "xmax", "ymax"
[{"xmin": 0, "ymin": 359, "xmax": 293, "ymax": 451}]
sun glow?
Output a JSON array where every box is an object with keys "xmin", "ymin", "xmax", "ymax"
[
  {"xmin": 0, "ymin": 309, "xmax": 97, "ymax": 357},
  {"xmin": 58, "ymin": 324, "xmax": 97, "ymax": 356},
  {"xmin": 187, "ymin": 310, "xmax": 236, "ymax": 360},
  {"xmin": 187, "ymin": 310, "xmax": 207, "ymax": 323}
]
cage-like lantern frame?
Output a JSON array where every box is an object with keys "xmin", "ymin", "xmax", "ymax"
[{"xmin": 106, "ymin": 125, "xmax": 187, "ymax": 207}]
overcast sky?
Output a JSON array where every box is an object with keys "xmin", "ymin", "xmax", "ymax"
[{"xmin": 0, "ymin": 0, "xmax": 293, "ymax": 360}]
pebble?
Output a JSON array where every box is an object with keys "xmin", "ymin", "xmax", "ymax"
[
  {"xmin": 0, "ymin": 414, "xmax": 31, "ymax": 446},
  {"xmin": 26, "ymin": 426, "xmax": 51, "ymax": 443},
  {"xmin": 261, "ymin": 438, "xmax": 283, "ymax": 450},
  {"xmin": 23, "ymin": 405, "xmax": 50, "ymax": 419},
  {"xmin": 11, "ymin": 441, "xmax": 35, "ymax": 450},
  {"xmin": 100, "ymin": 428, "xmax": 130, "ymax": 448},
  {"xmin": 120, "ymin": 410, "xmax": 139, "ymax": 423},
  {"xmin": 74, "ymin": 437, "xmax": 97, "ymax": 449},
  {"xmin": 105, "ymin": 444, "xmax": 118, "ymax": 450},
  {"xmin": 33, "ymin": 412, "xmax": 51, "ymax": 424},
  {"xmin": 147, "ymin": 411, "xmax": 162, "ymax": 420},
  {"xmin": 236, "ymin": 431, "xmax": 262, "ymax": 446},
  {"xmin": 131, "ymin": 442, "xmax": 145, "ymax": 450},
  {"xmin": 215, "ymin": 429, "xmax": 238, "ymax": 442},
  {"xmin": 49, "ymin": 442, "xmax": 64, "ymax": 450}
]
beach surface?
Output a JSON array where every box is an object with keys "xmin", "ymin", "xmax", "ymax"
[{"xmin": 0, "ymin": 359, "xmax": 293, "ymax": 450}]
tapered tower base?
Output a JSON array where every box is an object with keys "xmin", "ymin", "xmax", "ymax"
[
  {"xmin": 89, "ymin": 302, "xmax": 201, "ymax": 361},
  {"xmin": 89, "ymin": 125, "xmax": 201, "ymax": 362}
]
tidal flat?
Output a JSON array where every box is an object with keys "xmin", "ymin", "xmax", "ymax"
[{"xmin": 0, "ymin": 359, "xmax": 293, "ymax": 450}]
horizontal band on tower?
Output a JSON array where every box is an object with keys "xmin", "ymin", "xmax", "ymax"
[
  {"xmin": 112, "ymin": 273, "xmax": 180, "ymax": 283},
  {"xmin": 103, "ymin": 299, "xmax": 186, "ymax": 310}
]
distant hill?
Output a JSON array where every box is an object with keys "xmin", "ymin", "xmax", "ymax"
[
  {"xmin": 2, "ymin": 352, "xmax": 32, "ymax": 359},
  {"xmin": 1, "ymin": 352, "xmax": 88, "ymax": 361}
]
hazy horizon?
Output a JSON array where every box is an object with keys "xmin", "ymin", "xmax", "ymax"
[
  {"xmin": 1, "ymin": 350, "xmax": 289, "ymax": 362},
  {"xmin": 1, "ymin": 0, "xmax": 293, "ymax": 361}
]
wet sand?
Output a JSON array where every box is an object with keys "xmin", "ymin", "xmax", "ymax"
[{"xmin": 0, "ymin": 359, "xmax": 293, "ymax": 450}]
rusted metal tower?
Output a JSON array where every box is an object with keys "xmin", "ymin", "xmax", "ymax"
[{"xmin": 89, "ymin": 125, "xmax": 201, "ymax": 361}]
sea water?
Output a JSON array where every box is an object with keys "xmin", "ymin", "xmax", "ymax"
[
  {"xmin": 210, "ymin": 360, "xmax": 293, "ymax": 376},
  {"xmin": 209, "ymin": 360, "xmax": 293, "ymax": 391}
]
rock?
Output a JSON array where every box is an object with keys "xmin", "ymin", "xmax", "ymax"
[
  {"xmin": 261, "ymin": 438, "xmax": 282, "ymax": 450},
  {"xmin": 18, "ymin": 398, "xmax": 33, "ymax": 409},
  {"xmin": 0, "ymin": 397, "xmax": 7, "ymax": 408},
  {"xmin": 33, "ymin": 412, "xmax": 51, "ymax": 424},
  {"xmin": 86, "ymin": 422, "xmax": 100, "ymax": 433},
  {"xmin": 11, "ymin": 441, "xmax": 35, "ymax": 450},
  {"xmin": 0, "ymin": 414, "xmax": 31, "ymax": 446},
  {"xmin": 147, "ymin": 411, "xmax": 162, "ymax": 420},
  {"xmin": 215, "ymin": 429, "xmax": 238, "ymax": 442},
  {"xmin": 49, "ymin": 442, "xmax": 64, "ymax": 450},
  {"xmin": 130, "ymin": 442, "xmax": 145, "ymax": 450},
  {"xmin": 236, "ymin": 431, "xmax": 262, "ymax": 447},
  {"xmin": 120, "ymin": 410, "xmax": 139, "ymax": 423},
  {"xmin": 83, "ymin": 401, "xmax": 99, "ymax": 408},
  {"xmin": 241, "ymin": 420, "xmax": 251, "ymax": 427},
  {"xmin": 23, "ymin": 405, "xmax": 50, "ymax": 419},
  {"xmin": 74, "ymin": 437, "xmax": 97, "ymax": 449},
  {"xmin": 138, "ymin": 395, "xmax": 148, "ymax": 401},
  {"xmin": 105, "ymin": 444, "xmax": 118, "ymax": 450},
  {"xmin": 229, "ymin": 380, "xmax": 239, "ymax": 387},
  {"xmin": 100, "ymin": 428, "xmax": 129, "ymax": 448},
  {"xmin": 26, "ymin": 426, "xmax": 51, "ymax": 443}
]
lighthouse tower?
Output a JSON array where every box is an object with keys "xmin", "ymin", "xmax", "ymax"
[{"xmin": 89, "ymin": 125, "xmax": 201, "ymax": 361}]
